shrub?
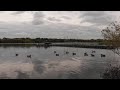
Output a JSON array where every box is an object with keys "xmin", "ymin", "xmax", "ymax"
[{"xmin": 101, "ymin": 64, "xmax": 120, "ymax": 79}]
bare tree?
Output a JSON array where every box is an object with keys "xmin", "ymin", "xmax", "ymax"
[{"xmin": 101, "ymin": 21, "xmax": 120, "ymax": 55}]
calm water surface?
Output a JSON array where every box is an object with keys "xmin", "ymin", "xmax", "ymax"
[{"xmin": 0, "ymin": 45, "xmax": 119, "ymax": 79}]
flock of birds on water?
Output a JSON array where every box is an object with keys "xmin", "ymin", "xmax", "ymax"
[
  {"xmin": 15, "ymin": 54, "xmax": 31, "ymax": 58},
  {"xmin": 54, "ymin": 50, "xmax": 106, "ymax": 58},
  {"xmin": 14, "ymin": 50, "xmax": 106, "ymax": 59}
]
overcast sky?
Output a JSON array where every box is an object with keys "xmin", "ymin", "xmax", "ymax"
[{"xmin": 0, "ymin": 11, "xmax": 119, "ymax": 39}]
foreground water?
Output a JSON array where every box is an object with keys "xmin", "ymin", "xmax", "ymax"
[{"xmin": 0, "ymin": 45, "xmax": 119, "ymax": 79}]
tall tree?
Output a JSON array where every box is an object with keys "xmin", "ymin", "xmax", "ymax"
[{"xmin": 101, "ymin": 21, "xmax": 120, "ymax": 55}]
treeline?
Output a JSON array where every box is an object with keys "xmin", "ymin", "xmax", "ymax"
[{"xmin": 0, "ymin": 37, "xmax": 104, "ymax": 43}]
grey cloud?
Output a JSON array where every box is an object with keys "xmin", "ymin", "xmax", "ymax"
[
  {"xmin": 81, "ymin": 11, "xmax": 105, "ymax": 17},
  {"xmin": 33, "ymin": 12, "xmax": 44, "ymax": 18},
  {"xmin": 61, "ymin": 16, "xmax": 71, "ymax": 19},
  {"xmin": 47, "ymin": 17, "xmax": 61, "ymax": 22},
  {"xmin": 12, "ymin": 11, "xmax": 26, "ymax": 15},
  {"xmin": 80, "ymin": 11, "xmax": 113, "ymax": 25},
  {"xmin": 32, "ymin": 20, "xmax": 44, "ymax": 25},
  {"xmin": 32, "ymin": 11, "xmax": 45, "ymax": 25},
  {"xmin": 11, "ymin": 11, "xmax": 45, "ymax": 25},
  {"xmin": 0, "ymin": 22, "xmax": 101, "ymax": 39},
  {"xmin": 81, "ymin": 16, "xmax": 111, "ymax": 25},
  {"xmin": 0, "ymin": 11, "xmax": 105, "ymax": 39}
]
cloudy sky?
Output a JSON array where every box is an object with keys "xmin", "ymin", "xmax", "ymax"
[{"xmin": 0, "ymin": 11, "xmax": 119, "ymax": 39}]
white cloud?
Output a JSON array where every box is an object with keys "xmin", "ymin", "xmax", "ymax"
[
  {"xmin": 0, "ymin": 11, "xmax": 118, "ymax": 39},
  {"xmin": 0, "ymin": 11, "xmax": 33, "ymax": 23}
]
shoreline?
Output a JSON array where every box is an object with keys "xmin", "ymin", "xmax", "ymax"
[{"xmin": 0, "ymin": 43, "xmax": 114, "ymax": 49}]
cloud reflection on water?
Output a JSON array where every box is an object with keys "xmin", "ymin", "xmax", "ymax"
[
  {"xmin": 0, "ymin": 58, "xmax": 83, "ymax": 79},
  {"xmin": 0, "ymin": 46, "xmax": 119, "ymax": 79},
  {"xmin": 0, "ymin": 62, "xmax": 34, "ymax": 79}
]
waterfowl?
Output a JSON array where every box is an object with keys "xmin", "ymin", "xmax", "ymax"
[
  {"xmin": 16, "ymin": 54, "xmax": 18, "ymax": 56},
  {"xmin": 72, "ymin": 53, "xmax": 76, "ymax": 55},
  {"xmin": 92, "ymin": 51, "xmax": 96, "ymax": 53},
  {"xmin": 27, "ymin": 55, "xmax": 31, "ymax": 58},
  {"xmin": 56, "ymin": 54, "xmax": 59, "ymax": 56},
  {"xmin": 84, "ymin": 53, "xmax": 88, "ymax": 56},
  {"xmin": 101, "ymin": 54, "xmax": 106, "ymax": 57},
  {"xmin": 54, "ymin": 51, "xmax": 56, "ymax": 53},
  {"xmin": 66, "ymin": 51, "xmax": 69, "ymax": 54},
  {"xmin": 91, "ymin": 54, "xmax": 95, "ymax": 57}
]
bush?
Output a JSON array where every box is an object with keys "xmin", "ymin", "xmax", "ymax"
[{"xmin": 101, "ymin": 65, "xmax": 120, "ymax": 79}]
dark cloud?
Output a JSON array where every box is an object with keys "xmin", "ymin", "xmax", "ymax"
[
  {"xmin": 32, "ymin": 11, "xmax": 45, "ymax": 25},
  {"xmin": 81, "ymin": 11, "xmax": 105, "ymax": 17},
  {"xmin": 12, "ymin": 11, "xmax": 26, "ymax": 15},
  {"xmin": 11, "ymin": 11, "xmax": 45, "ymax": 25},
  {"xmin": 61, "ymin": 16, "xmax": 71, "ymax": 19},
  {"xmin": 32, "ymin": 20, "xmax": 44, "ymax": 25},
  {"xmin": 80, "ymin": 11, "xmax": 113, "ymax": 25},
  {"xmin": 47, "ymin": 17, "xmax": 61, "ymax": 22}
]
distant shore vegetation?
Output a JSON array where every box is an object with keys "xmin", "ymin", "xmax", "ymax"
[{"xmin": 0, "ymin": 37, "xmax": 104, "ymax": 43}]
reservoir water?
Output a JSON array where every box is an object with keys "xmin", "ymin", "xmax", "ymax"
[{"xmin": 0, "ymin": 45, "xmax": 119, "ymax": 79}]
